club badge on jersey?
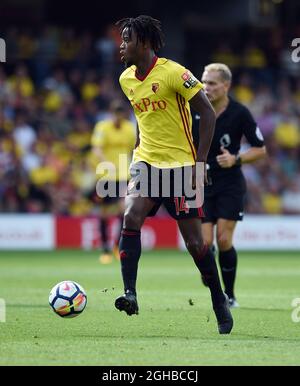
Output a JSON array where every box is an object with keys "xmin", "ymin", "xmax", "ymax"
[
  {"xmin": 152, "ymin": 83, "xmax": 160, "ymax": 93},
  {"xmin": 220, "ymin": 134, "xmax": 231, "ymax": 147}
]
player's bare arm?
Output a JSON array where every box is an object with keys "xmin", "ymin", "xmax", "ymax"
[
  {"xmin": 135, "ymin": 123, "xmax": 140, "ymax": 149},
  {"xmin": 190, "ymin": 90, "xmax": 216, "ymax": 185},
  {"xmin": 189, "ymin": 89, "xmax": 216, "ymax": 162},
  {"xmin": 216, "ymin": 145, "xmax": 267, "ymax": 168}
]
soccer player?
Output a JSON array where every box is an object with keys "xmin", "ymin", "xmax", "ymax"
[
  {"xmin": 114, "ymin": 15, "xmax": 233, "ymax": 334},
  {"xmin": 91, "ymin": 100, "xmax": 136, "ymax": 264},
  {"xmin": 193, "ymin": 63, "xmax": 266, "ymax": 307}
]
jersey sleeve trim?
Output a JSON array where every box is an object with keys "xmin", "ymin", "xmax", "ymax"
[{"xmin": 176, "ymin": 93, "xmax": 196, "ymax": 161}]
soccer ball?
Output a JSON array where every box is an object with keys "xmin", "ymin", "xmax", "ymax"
[{"xmin": 49, "ymin": 281, "xmax": 87, "ymax": 318}]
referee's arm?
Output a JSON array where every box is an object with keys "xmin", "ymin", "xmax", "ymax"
[
  {"xmin": 236, "ymin": 146, "xmax": 267, "ymax": 164},
  {"xmin": 217, "ymin": 145, "xmax": 267, "ymax": 168},
  {"xmin": 217, "ymin": 107, "xmax": 267, "ymax": 168},
  {"xmin": 236, "ymin": 108, "xmax": 267, "ymax": 164}
]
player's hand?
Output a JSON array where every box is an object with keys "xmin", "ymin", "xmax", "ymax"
[{"xmin": 216, "ymin": 147, "xmax": 236, "ymax": 168}]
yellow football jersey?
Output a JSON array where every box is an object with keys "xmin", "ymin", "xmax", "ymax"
[
  {"xmin": 91, "ymin": 119, "xmax": 135, "ymax": 180},
  {"xmin": 119, "ymin": 57, "xmax": 203, "ymax": 168}
]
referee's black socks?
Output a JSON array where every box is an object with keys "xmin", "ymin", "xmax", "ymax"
[{"xmin": 219, "ymin": 247, "xmax": 237, "ymax": 299}]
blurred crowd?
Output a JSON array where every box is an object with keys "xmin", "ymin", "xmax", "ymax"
[{"xmin": 0, "ymin": 26, "xmax": 300, "ymax": 215}]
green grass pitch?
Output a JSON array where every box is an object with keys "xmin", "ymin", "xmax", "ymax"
[{"xmin": 0, "ymin": 249, "xmax": 300, "ymax": 366}]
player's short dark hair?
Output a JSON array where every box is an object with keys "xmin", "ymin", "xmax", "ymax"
[{"xmin": 116, "ymin": 15, "xmax": 165, "ymax": 54}]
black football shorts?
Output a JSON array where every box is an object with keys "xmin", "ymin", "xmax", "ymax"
[
  {"xmin": 127, "ymin": 161, "xmax": 204, "ymax": 220},
  {"xmin": 203, "ymin": 169, "xmax": 247, "ymax": 223}
]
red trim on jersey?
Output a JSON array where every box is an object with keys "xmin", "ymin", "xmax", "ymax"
[
  {"xmin": 135, "ymin": 56, "xmax": 158, "ymax": 81},
  {"xmin": 176, "ymin": 93, "xmax": 196, "ymax": 161},
  {"xmin": 179, "ymin": 95, "xmax": 196, "ymax": 157}
]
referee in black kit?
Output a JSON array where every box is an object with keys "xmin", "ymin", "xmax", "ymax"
[{"xmin": 193, "ymin": 63, "xmax": 267, "ymax": 308}]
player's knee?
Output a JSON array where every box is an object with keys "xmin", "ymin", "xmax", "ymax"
[
  {"xmin": 185, "ymin": 238, "xmax": 204, "ymax": 257},
  {"xmin": 217, "ymin": 233, "xmax": 232, "ymax": 251},
  {"xmin": 203, "ymin": 236, "xmax": 214, "ymax": 248},
  {"xmin": 123, "ymin": 208, "xmax": 142, "ymax": 230},
  {"xmin": 202, "ymin": 225, "xmax": 214, "ymax": 248}
]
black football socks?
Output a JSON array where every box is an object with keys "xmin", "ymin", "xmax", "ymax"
[
  {"xmin": 219, "ymin": 247, "xmax": 237, "ymax": 299},
  {"xmin": 193, "ymin": 245, "xmax": 225, "ymax": 307},
  {"xmin": 115, "ymin": 215, "xmax": 124, "ymax": 247},
  {"xmin": 119, "ymin": 229, "xmax": 141, "ymax": 295}
]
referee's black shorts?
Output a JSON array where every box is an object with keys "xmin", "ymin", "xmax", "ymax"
[{"xmin": 203, "ymin": 168, "xmax": 247, "ymax": 224}]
